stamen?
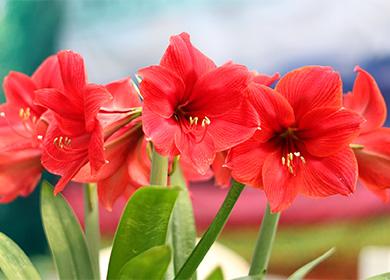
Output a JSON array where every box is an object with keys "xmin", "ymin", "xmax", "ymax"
[
  {"xmin": 201, "ymin": 116, "xmax": 211, "ymax": 127},
  {"xmin": 300, "ymin": 156, "xmax": 306, "ymax": 164},
  {"xmin": 281, "ymin": 156, "xmax": 286, "ymax": 165},
  {"xmin": 294, "ymin": 152, "xmax": 300, "ymax": 157},
  {"xmin": 189, "ymin": 116, "xmax": 199, "ymax": 126},
  {"xmin": 53, "ymin": 136, "xmax": 72, "ymax": 149}
]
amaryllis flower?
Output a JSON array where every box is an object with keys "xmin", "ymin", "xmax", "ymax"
[
  {"xmin": 0, "ymin": 55, "xmax": 62, "ymax": 202},
  {"xmin": 226, "ymin": 66, "xmax": 364, "ymax": 212},
  {"xmin": 344, "ymin": 66, "xmax": 390, "ymax": 200},
  {"xmin": 212, "ymin": 71, "xmax": 280, "ymax": 187},
  {"xmin": 35, "ymin": 50, "xmax": 112, "ymax": 194},
  {"xmin": 139, "ymin": 32, "xmax": 259, "ymax": 175}
]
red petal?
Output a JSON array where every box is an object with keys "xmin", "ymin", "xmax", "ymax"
[
  {"xmin": 0, "ymin": 150, "xmax": 42, "ymax": 202},
  {"xmin": 104, "ymin": 78, "xmax": 141, "ymax": 109},
  {"xmin": 300, "ymin": 148, "xmax": 357, "ymax": 197},
  {"xmin": 88, "ymin": 124, "xmax": 106, "ymax": 174},
  {"xmin": 35, "ymin": 88, "xmax": 83, "ymax": 118},
  {"xmin": 298, "ymin": 107, "xmax": 364, "ymax": 157},
  {"xmin": 175, "ymin": 132, "xmax": 215, "ymax": 175},
  {"xmin": 98, "ymin": 163, "xmax": 131, "ymax": 211},
  {"xmin": 206, "ymin": 98, "xmax": 259, "ymax": 151},
  {"xmin": 275, "ymin": 66, "xmax": 342, "ymax": 121},
  {"xmin": 142, "ymin": 106, "xmax": 180, "ymax": 156},
  {"xmin": 31, "ymin": 55, "xmax": 63, "ymax": 90},
  {"xmin": 354, "ymin": 128, "xmax": 390, "ymax": 192},
  {"xmin": 212, "ymin": 151, "xmax": 231, "ymax": 187},
  {"xmin": 252, "ymin": 72, "xmax": 280, "ymax": 86},
  {"xmin": 190, "ymin": 63, "xmax": 250, "ymax": 117},
  {"xmin": 262, "ymin": 150, "xmax": 301, "ymax": 212},
  {"xmin": 247, "ymin": 84, "xmax": 295, "ymax": 142},
  {"xmin": 226, "ymin": 135, "xmax": 277, "ymax": 188},
  {"xmin": 83, "ymin": 84, "xmax": 112, "ymax": 132},
  {"xmin": 127, "ymin": 138, "xmax": 150, "ymax": 188},
  {"xmin": 57, "ymin": 50, "xmax": 86, "ymax": 97},
  {"xmin": 3, "ymin": 71, "xmax": 46, "ymax": 116},
  {"xmin": 160, "ymin": 32, "xmax": 216, "ymax": 86},
  {"xmin": 138, "ymin": 66, "xmax": 185, "ymax": 118},
  {"xmin": 343, "ymin": 66, "xmax": 387, "ymax": 132}
]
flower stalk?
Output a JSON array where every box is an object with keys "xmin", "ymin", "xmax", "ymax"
[
  {"xmin": 83, "ymin": 183, "xmax": 100, "ymax": 279},
  {"xmin": 174, "ymin": 180, "xmax": 245, "ymax": 279},
  {"xmin": 249, "ymin": 203, "xmax": 280, "ymax": 278}
]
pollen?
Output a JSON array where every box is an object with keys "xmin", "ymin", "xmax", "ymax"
[
  {"xmin": 189, "ymin": 116, "xmax": 199, "ymax": 126},
  {"xmin": 201, "ymin": 116, "xmax": 211, "ymax": 127},
  {"xmin": 53, "ymin": 136, "xmax": 72, "ymax": 149},
  {"xmin": 18, "ymin": 107, "xmax": 32, "ymax": 122}
]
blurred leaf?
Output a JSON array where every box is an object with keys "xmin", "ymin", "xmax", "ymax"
[
  {"xmin": 367, "ymin": 272, "xmax": 390, "ymax": 280},
  {"xmin": 0, "ymin": 232, "xmax": 41, "ymax": 280},
  {"xmin": 170, "ymin": 163, "xmax": 197, "ymax": 276},
  {"xmin": 287, "ymin": 248, "xmax": 335, "ymax": 280},
  {"xmin": 40, "ymin": 181, "xmax": 96, "ymax": 280},
  {"xmin": 107, "ymin": 186, "xmax": 180, "ymax": 279},
  {"xmin": 233, "ymin": 275, "xmax": 262, "ymax": 280},
  {"xmin": 118, "ymin": 245, "xmax": 171, "ymax": 280},
  {"xmin": 206, "ymin": 266, "xmax": 225, "ymax": 280}
]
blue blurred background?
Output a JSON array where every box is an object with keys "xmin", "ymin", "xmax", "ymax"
[{"xmin": 1, "ymin": 0, "xmax": 390, "ymax": 279}]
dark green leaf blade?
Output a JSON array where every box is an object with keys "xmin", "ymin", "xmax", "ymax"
[
  {"xmin": 40, "ymin": 181, "xmax": 96, "ymax": 279},
  {"xmin": 107, "ymin": 186, "xmax": 180, "ymax": 279},
  {"xmin": 118, "ymin": 245, "xmax": 171, "ymax": 280},
  {"xmin": 0, "ymin": 232, "xmax": 41, "ymax": 280},
  {"xmin": 287, "ymin": 248, "xmax": 335, "ymax": 280}
]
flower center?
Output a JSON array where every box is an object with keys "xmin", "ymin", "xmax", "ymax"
[
  {"xmin": 174, "ymin": 108, "xmax": 211, "ymax": 143},
  {"xmin": 279, "ymin": 127, "xmax": 305, "ymax": 175},
  {"xmin": 0, "ymin": 107, "xmax": 41, "ymax": 141}
]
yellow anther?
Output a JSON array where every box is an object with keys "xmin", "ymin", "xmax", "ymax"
[
  {"xmin": 288, "ymin": 166, "xmax": 294, "ymax": 174},
  {"xmin": 294, "ymin": 152, "xmax": 300, "ymax": 157},
  {"xmin": 53, "ymin": 136, "xmax": 71, "ymax": 149},
  {"xmin": 189, "ymin": 116, "xmax": 199, "ymax": 126},
  {"xmin": 281, "ymin": 156, "xmax": 286, "ymax": 165},
  {"xmin": 288, "ymin": 153, "xmax": 293, "ymax": 161},
  {"xmin": 300, "ymin": 156, "xmax": 306, "ymax": 164},
  {"xmin": 201, "ymin": 116, "xmax": 211, "ymax": 127},
  {"xmin": 19, "ymin": 108, "xmax": 24, "ymax": 119}
]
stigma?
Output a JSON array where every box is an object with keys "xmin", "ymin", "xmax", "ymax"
[{"xmin": 281, "ymin": 151, "xmax": 306, "ymax": 175}]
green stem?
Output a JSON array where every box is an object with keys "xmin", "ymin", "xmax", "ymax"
[
  {"xmin": 248, "ymin": 203, "xmax": 280, "ymax": 278},
  {"xmin": 83, "ymin": 183, "xmax": 100, "ymax": 279},
  {"xmin": 150, "ymin": 147, "xmax": 169, "ymax": 186},
  {"xmin": 174, "ymin": 180, "xmax": 245, "ymax": 280}
]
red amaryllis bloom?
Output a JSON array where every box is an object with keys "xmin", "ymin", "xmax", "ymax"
[
  {"xmin": 139, "ymin": 32, "xmax": 259, "ymax": 174},
  {"xmin": 212, "ymin": 71, "xmax": 280, "ymax": 187},
  {"xmin": 0, "ymin": 55, "xmax": 62, "ymax": 202},
  {"xmin": 35, "ymin": 50, "xmax": 112, "ymax": 194},
  {"xmin": 344, "ymin": 66, "xmax": 390, "ymax": 200},
  {"xmin": 226, "ymin": 66, "xmax": 364, "ymax": 212}
]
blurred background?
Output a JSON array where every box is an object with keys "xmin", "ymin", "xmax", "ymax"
[{"xmin": 1, "ymin": 0, "xmax": 390, "ymax": 279}]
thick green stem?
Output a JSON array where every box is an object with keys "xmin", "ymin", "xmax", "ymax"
[
  {"xmin": 249, "ymin": 203, "xmax": 280, "ymax": 278},
  {"xmin": 150, "ymin": 147, "xmax": 169, "ymax": 186},
  {"xmin": 83, "ymin": 183, "xmax": 100, "ymax": 279},
  {"xmin": 174, "ymin": 180, "xmax": 245, "ymax": 280}
]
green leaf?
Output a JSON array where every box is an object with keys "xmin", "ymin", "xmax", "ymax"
[
  {"xmin": 206, "ymin": 266, "xmax": 225, "ymax": 280},
  {"xmin": 40, "ymin": 181, "xmax": 96, "ymax": 280},
  {"xmin": 107, "ymin": 186, "xmax": 180, "ymax": 279},
  {"xmin": 0, "ymin": 232, "xmax": 41, "ymax": 280},
  {"xmin": 170, "ymin": 163, "xmax": 197, "ymax": 276},
  {"xmin": 367, "ymin": 272, "xmax": 390, "ymax": 280},
  {"xmin": 287, "ymin": 248, "xmax": 335, "ymax": 280},
  {"xmin": 118, "ymin": 245, "xmax": 171, "ymax": 280}
]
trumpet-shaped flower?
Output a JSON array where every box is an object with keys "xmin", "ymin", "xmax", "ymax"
[
  {"xmin": 344, "ymin": 66, "xmax": 390, "ymax": 200},
  {"xmin": 139, "ymin": 32, "xmax": 259, "ymax": 175},
  {"xmin": 226, "ymin": 66, "xmax": 364, "ymax": 212}
]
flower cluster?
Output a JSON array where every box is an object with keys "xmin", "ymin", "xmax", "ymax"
[{"xmin": 0, "ymin": 32, "xmax": 389, "ymax": 212}]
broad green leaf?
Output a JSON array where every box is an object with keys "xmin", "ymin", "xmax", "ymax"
[
  {"xmin": 206, "ymin": 266, "xmax": 225, "ymax": 280},
  {"xmin": 170, "ymin": 163, "xmax": 197, "ymax": 276},
  {"xmin": 0, "ymin": 233, "xmax": 41, "ymax": 280},
  {"xmin": 107, "ymin": 186, "xmax": 180, "ymax": 279},
  {"xmin": 367, "ymin": 272, "xmax": 390, "ymax": 280},
  {"xmin": 118, "ymin": 245, "xmax": 171, "ymax": 280},
  {"xmin": 40, "ymin": 181, "xmax": 96, "ymax": 280},
  {"xmin": 287, "ymin": 248, "xmax": 335, "ymax": 280}
]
